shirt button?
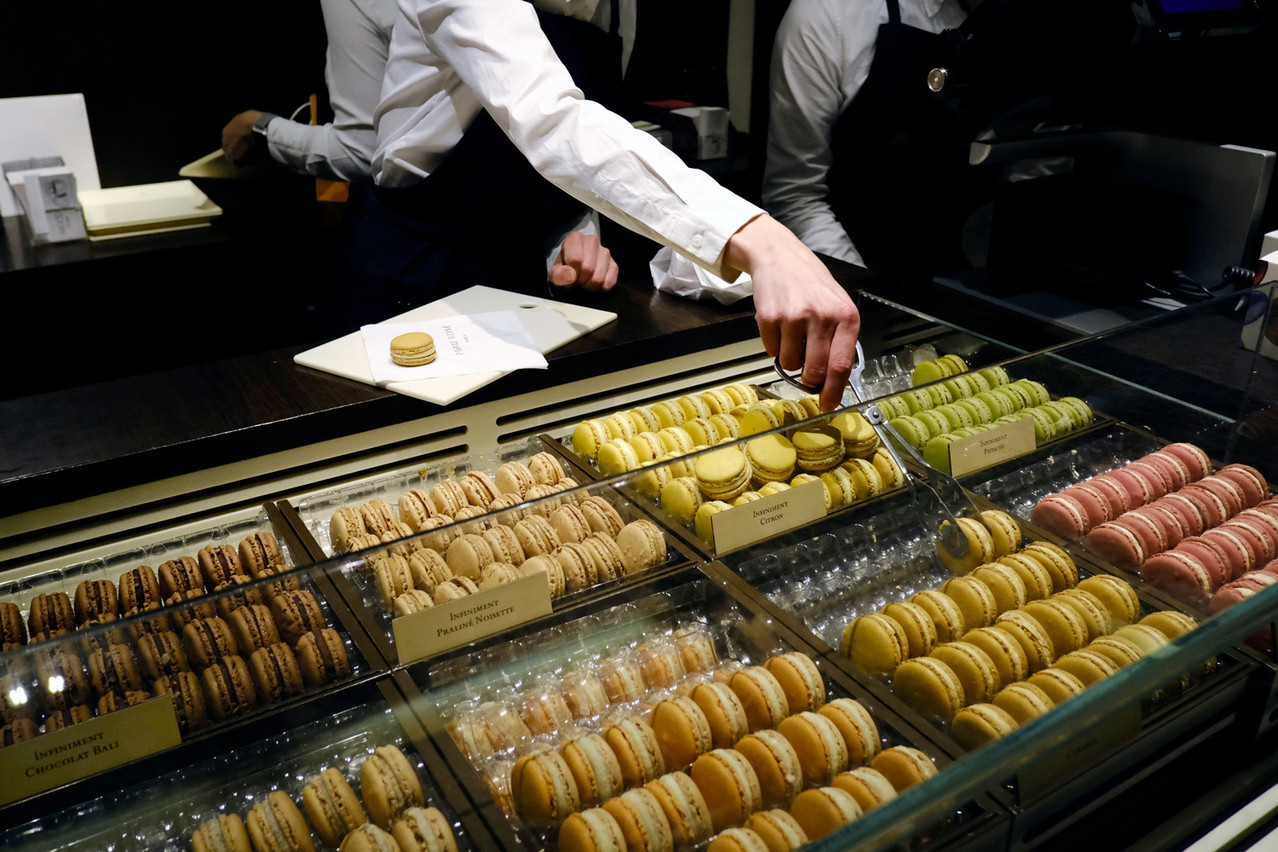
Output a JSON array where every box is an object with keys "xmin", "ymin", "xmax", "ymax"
[{"xmin": 692, "ymin": 234, "xmax": 704, "ymax": 248}]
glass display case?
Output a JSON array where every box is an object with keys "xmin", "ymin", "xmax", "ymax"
[{"xmin": 2, "ymin": 298, "xmax": 1277, "ymax": 851}]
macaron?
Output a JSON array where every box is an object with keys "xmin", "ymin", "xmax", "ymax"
[
  {"xmin": 961, "ymin": 627, "xmax": 1029, "ymax": 690},
  {"xmin": 789, "ymin": 787, "xmax": 863, "ymax": 842},
  {"xmin": 650, "ymin": 696, "xmax": 714, "ymax": 770},
  {"xmin": 951, "ymin": 703, "xmax": 1019, "ymax": 749},
  {"xmin": 562, "ymin": 733, "xmax": 625, "ymax": 807},
  {"xmin": 192, "ymin": 815, "xmax": 251, "ymax": 852},
  {"xmin": 1031, "ymin": 494, "xmax": 1091, "ymax": 540},
  {"xmin": 882, "ymin": 600, "xmax": 939, "ymax": 659},
  {"xmin": 1027, "ymin": 668, "xmax": 1087, "ymax": 705},
  {"xmin": 910, "ymin": 589, "xmax": 967, "ymax": 643},
  {"xmin": 778, "ymin": 710, "xmax": 849, "ymax": 787},
  {"xmin": 745, "ymin": 809, "xmax": 810, "ymax": 851},
  {"xmin": 841, "ymin": 613, "xmax": 909, "ymax": 677},
  {"xmin": 602, "ymin": 788, "xmax": 674, "ymax": 852},
  {"xmin": 929, "ymin": 640, "xmax": 1001, "ymax": 705},
  {"xmin": 645, "ymin": 772, "xmax": 713, "ymax": 849},
  {"xmin": 735, "ymin": 729, "xmax": 804, "ymax": 809},
  {"xmin": 707, "ymin": 828, "xmax": 772, "ymax": 852},
  {"xmin": 991, "ymin": 610, "xmax": 1055, "ymax": 673},
  {"xmin": 303, "ymin": 766, "xmax": 368, "ymax": 847},
  {"xmin": 996, "ymin": 553, "xmax": 1054, "ymax": 602},
  {"xmin": 511, "ymin": 748, "xmax": 580, "ymax": 825},
  {"xmin": 390, "ymin": 331, "xmax": 436, "ymax": 366},
  {"xmin": 939, "ymin": 576, "xmax": 998, "ymax": 631},
  {"xmin": 558, "ymin": 807, "xmax": 626, "ymax": 852},
  {"xmin": 971, "ymin": 563, "xmax": 1028, "ymax": 616},
  {"xmin": 992, "ymin": 681, "xmax": 1055, "ymax": 725},
  {"xmin": 1053, "ymin": 649, "xmax": 1119, "ymax": 686},
  {"xmin": 730, "ymin": 666, "xmax": 791, "ymax": 732},
  {"xmin": 691, "ymin": 747, "xmax": 763, "ymax": 831},
  {"xmin": 937, "ymin": 517, "xmax": 997, "ymax": 575},
  {"xmin": 832, "ymin": 767, "xmax": 897, "ymax": 814},
  {"xmin": 817, "ymin": 698, "xmax": 881, "ymax": 767},
  {"xmin": 764, "ymin": 652, "xmax": 826, "ymax": 713},
  {"xmin": 391, "ymin": 806, "xmax": 457, "ymax": 852},
  {"xmin": 692, "ymin": 681, "xmax": 750, "ymax": 749},
  {"xmin": 246, "ymin": 791, "xmax": 314, "ymax": 852},
  {"xmin": 1021, "ymin": 541, "xmax": 1080, "ymax": 592},
  {"xmin": 604, "ymin": 716, "xmax": 666, "ymax": 788},
  {"xmin": 1053, "ymin": 588, "xmax": 1114, "ymax": 642},
  {"xmin": 869, "ymin": 745, "xmax": 938, "ymax": 793},
  {"xmin": 892, "ymin": 656, "xmax": 964, "ymax": 721}
]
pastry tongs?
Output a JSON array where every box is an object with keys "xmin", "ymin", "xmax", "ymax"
[{"xmin": 773, "ymin": 341, "xmax": 979, "ymax": 558}]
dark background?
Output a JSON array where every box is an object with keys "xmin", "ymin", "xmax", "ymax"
[{"xmin": 1, "ymin": 1, "xmax": 1277, "ymax": 398}]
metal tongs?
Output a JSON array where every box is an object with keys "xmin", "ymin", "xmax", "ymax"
[{"xmin": 774, "ymin": 341, "xmax": 980, "ymax": 558}]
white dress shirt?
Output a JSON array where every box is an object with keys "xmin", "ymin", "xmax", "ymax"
[
  {"xmin": 763, "ymin": 0, "xmax": 966, "ymax": 265},
  {"xmin": 373, "ymin": 0, "xmax": 762, "ymax": 278},
  {"xmin": 266, "ymin": 0, "xmax": 397, "ymax": 182}
]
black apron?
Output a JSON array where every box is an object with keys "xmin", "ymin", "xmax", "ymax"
[
  {"xmin": 335, "ymin": 2, "xmax": 626, "ymax": 328},
  {"xmin": 826, "ymin": 0, "xmax": 1124, "ymax": 277}
]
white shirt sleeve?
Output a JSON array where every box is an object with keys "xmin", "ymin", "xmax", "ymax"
[
  {"xmin": 762, "ymin": 0, "xmax": 882, "ymax": 266},
  {"xmin": 376, "ymin": 0, "xmax": 762, "ymax": 279},
  {"xmin": 266, "ymin": 0, "xmax": 396, "ymax": 182}
]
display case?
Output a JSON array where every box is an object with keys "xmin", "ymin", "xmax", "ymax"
[{"xmin": 3, "ymin": 294, "xmax": 1278, "ymax": 851}]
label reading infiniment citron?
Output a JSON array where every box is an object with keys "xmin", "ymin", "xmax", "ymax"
[
  {"xmin": 0, "ymin": 695, "xmax": 182, "ymax": 806},
  {"xmin": 1016, "ymin": 702, "xmax": 1140, "ymax": 801},
  {"xmin": 394, "ymin": 571, "xmax": 552, "ymax": 665},
  {"xmin": 949, "ymin": 418, "xmax": 1035, "ymax": 477},
  {"xmin": 711, "ymin": 479, "xmax": 827, "ymax": 555}
]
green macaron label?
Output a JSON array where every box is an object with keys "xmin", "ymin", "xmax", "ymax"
[
  {"xmin": 393, "ymin": 572, "xmax": 552, "ymax": 664},
  {"xmin": 1, "ymin": 695, "xmax": 182, "ymax": 805},
  {"xmin": 949, "ymin": 418, "xmax": 1035, "ymax": 477},
  {"xmin": 710, "ymin": 479, "xmax": 826, "ymax": 555}
]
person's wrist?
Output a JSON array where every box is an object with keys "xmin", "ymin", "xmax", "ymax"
[{"xmin": 252, "ymin": 111, "xmax": 278, "ymax": 140}]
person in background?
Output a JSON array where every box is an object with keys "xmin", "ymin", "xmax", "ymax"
[
  {"xmin": 369, "ymin": 0, "xmax": 860, "ymax": 411},
  {"xmin": 762, "ymin": 0, "xmax": 968, "ymax": 273},
  {"xmin": 221, "ymin": 0, "xmax": 397, "ymax": 182}
]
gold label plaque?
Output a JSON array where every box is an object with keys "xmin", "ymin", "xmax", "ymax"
[
  {"xmin": 949, "ymin": 417, "xmax": 1036, "ymax": 477},
  {"xmin": 0, "ymin": 695, "xmax": 182, "ymax": 806},
  {"xmin": 394, "ymin": 571, "xmax": 553, "ymax": 665},
  {"xmin": 711, "ymin": 479, "xmax": 827, "ymax": 555}
]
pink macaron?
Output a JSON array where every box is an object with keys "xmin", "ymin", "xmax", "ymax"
[
  {"xmin": 1154, "ymin": 493, "xmax": 1207, "ymax": 538},
  {"xmin": 1222, "ymin": 517, "xmax": 1276, "ymax": 565},
  {"xmin": 1102, "ymin": 469, "xmax": 1154, "ymax": 509},
  {"xmin": 1125, "ymin": 461, "xmax": 1171, "ymax": 500},
  {"xmin": 1061, "ymin": 485, "xmax": 1111, "ymax": 529},
  {"xmin": 1087, "ymin": 476, "xmax": 1133, "ymax": 517},
  {"xmin": 1200, "ymin": 527, "xmax": 1258, "ymax": 580},
  {"xmin": 1031, "ymin": 494, "xmax": 1091, "ymax": 540},
  {"xmin": 1140, "ymin": 451, "xmax": 1192, "ymax": 491},
  {"xmin": 1161, "ymin": 443, "xmax": 1212, "ymax": 481},
  {"xmin": 1216, "ymin": 464, "xmax": 1269, "ymax": 509},
  {"xmin": 1084, "ymin": 522, "xmax": 1146, "ymax": 569},
  {"xmin": 1141, "ymin": 550, "xmax": 1215, "ymax": 604},
  {"xmin": 1112, "ymin": 513, "xmax": 1168, "ymax": 560},
  {"xmin": 1177, "ymin": 486, "xmax": 1228, "ymax": 529},
  {"xmin": 1132, "ymin": 504, "xmax": 1186, "ymax": 549},
  {"xmin": 1187, "ymin": 477, "xmax": 1245, "ymax": 520},
  {"xmin": 1173, "ymin": 536, "xmax": 1231, "ymax": 589}
]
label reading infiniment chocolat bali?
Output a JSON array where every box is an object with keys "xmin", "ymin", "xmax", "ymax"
[
  {"xmin": 0, "ymin": 695, "xmax": 182, "ymax": 806},
  {"xmin": 948, "ymin": 417, "xmax": 1036, "ymax": 477},
  {"xmin": 394, "ymin": 571, "xmax": 552, "ymax": 665},
  {"xmin": 711, "ymin": 478, "xmax": 827, "ymax": 555}
]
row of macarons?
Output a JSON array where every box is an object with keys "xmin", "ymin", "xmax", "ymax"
[
  {"xmin": 190, "ymin": 744, "xmax": 457, "ymax": 852},
  {"xmin": 574, "ymin": 398, "xmax": 885, "ymax": 483},
  {"xmin": 1209, "ymin": 557, "xmax": 1278, "ymax": 650},
  {"xmin": 326, "ymin": 451, "xmax": 577, "ymax": 554},
  {"xmin": 548, "ymin": 740, "xmax": 937, "ymax": 852},
  {"xmin": 656, "ymin": 441, "xmax": 906, "ymax": 528},
  {"xmin": 1, "ymin": 531, "xmax": 292, "ymax": 652},
  {"xmin": 360, "ymin": 514, "xmax": 667, "ymax": 618}
]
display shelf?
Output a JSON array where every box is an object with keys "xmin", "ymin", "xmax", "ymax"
[
  {"xmin": 0, "ymin": 675, "xmax": 492, "ymax": 851},
  {"xmin": 280, "ymin": 440, "xmax": 700, "ymax": 667},
  {"xmin": 395, "ymin": 568, "xmax": 1008, "ymax": 850},
  {"xmin": 0, "ymin": 506, "xmax": 384, "ymax": 818}
]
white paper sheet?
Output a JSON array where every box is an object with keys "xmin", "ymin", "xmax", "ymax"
[{"xmin": 362, "ymin": 311, "xmax": 559, "ymax": 384}]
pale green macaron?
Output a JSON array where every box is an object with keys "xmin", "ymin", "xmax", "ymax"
[
  {"xmin": 978, "ymin": 366, "xmax": 1010, "ymax": 386},
  {"xmin": 888, "ymin": 415, "xmax": 930, "ymax": 450},
  {"xmin": 923, "ymin": 434, "xmax": 961, "ymax": 474},
  {"xmin": 934, "ymin": 403, "xmax": 975, "ymax": 432},
  {"xmin": 914, "ymin": 409, "xmax": 952, "ymax": 439},
  {"xmin": 911, "ymin": 358, "xmax": 952, "ymax": 386}
]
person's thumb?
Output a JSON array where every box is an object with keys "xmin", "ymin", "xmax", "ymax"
[{"xmin": 550, "ymin": 265, "xmax": 577, "ymax": 287}]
